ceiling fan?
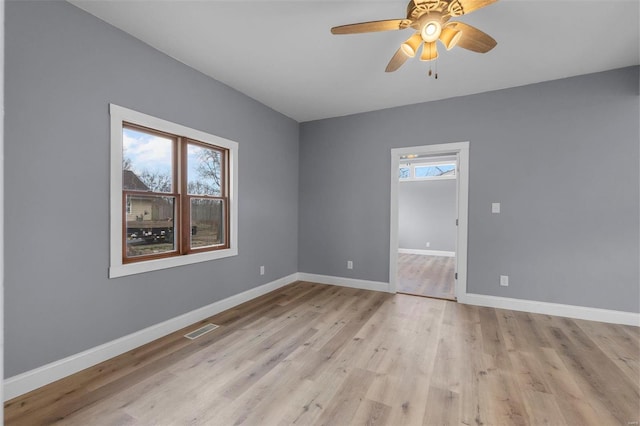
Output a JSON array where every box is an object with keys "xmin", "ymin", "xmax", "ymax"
[{"xmin": 331, "ymin": 0, "xmax": 499, "ymax": 75}]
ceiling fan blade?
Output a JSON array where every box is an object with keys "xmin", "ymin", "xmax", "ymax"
[
  {"xmin": 420, "ymin": 42, "xmax": 438, "ymax": 61},
  {"xmin": 331, "ymin": 19, "xmax": 411, "ymax": 34},
  {"xmin": 385, "ymin": 48, "xmax": 409, "ymax": 72},
  {"xmin": 447, "ymin": 22, "xmax": 497, "ymax": 53},
  {"xmin": 451, "ymin": 0, "xmax": 499, "ymax": 16}
]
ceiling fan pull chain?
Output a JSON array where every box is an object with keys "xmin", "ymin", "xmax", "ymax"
[{"xmin": 428, "ymin": 42, "xmax": 434, "ymax": 77}]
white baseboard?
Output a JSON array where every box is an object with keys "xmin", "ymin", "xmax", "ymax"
[
  {"xmin": 458, "ymin": 293, "xmax": 640, "ymax": 327},
  {"xmin": 398, "ymin": 248, "xmax": 455, "ymax": 257},
  {"xmin": 297, "ymin": 272, "xmax": 391, "ymax": 293},
  {"xmin": 4, "ymin": 273, "xmax": 299, "ymax": 401}
]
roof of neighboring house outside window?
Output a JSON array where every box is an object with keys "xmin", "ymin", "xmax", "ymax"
[{"xmin": 123, "ymin": 169, "xmax": 150, "ymax": 191}]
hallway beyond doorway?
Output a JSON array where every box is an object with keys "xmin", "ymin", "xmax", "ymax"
[{"xmin": 397, "ymin": 253, "xmax": 455, "ymax": 300}]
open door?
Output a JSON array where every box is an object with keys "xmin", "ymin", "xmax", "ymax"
[
  {"xmin": 395, "ymin": 155, "xmax": 458, "ymax": 299},
  {"xmin": 389, "ymin": 142, "xmax": 469, "ymax": 300}
]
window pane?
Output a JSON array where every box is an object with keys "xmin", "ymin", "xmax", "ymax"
[
  {"xmin": 187, "ymin": 143, "xmax": 222, "ymax": 196},
  {"xmin": 415, "ymin": 164, "xmax": 456, "ymax": 178},
  {"xmin": 191, "ymin": 198, "xmax": 225, "ymax": 248},
  {"xmin": 125, "ymin": 195, "xmax": 176, "ymax": 257},
  {"xmin": 122, "ymin": 127, "xmax": 173, "ymax": 193},
  {"xmin": 399, "ymin": 167, "xmax": 410, "ymax": 179}
]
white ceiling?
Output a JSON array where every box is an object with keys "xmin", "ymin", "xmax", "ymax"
[{"xmin": 69, "ymin": 0, "xmax": 639, "ymax": 122}]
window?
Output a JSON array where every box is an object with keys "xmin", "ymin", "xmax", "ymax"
[
  {"xmin": 414, "ymin": 164, "xmax": 455, "ymax": 178},
  {"xmin": 399, "ymin": 161, "xmax": 456, "ymax": 181},
  {"xmin": 110, "ymin": 104, "xmax": 238, "ymax": 278}
]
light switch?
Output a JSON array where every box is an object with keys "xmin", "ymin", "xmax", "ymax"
[
  {"xmin": 492, "ymin": 202, "xmax": 501, "ymax": 213},
  {"xmin": 500, "ymin": 275, "xmax": 509, "ymax": 287}
]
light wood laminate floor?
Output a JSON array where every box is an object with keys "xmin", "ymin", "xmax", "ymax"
[
  {"xmin": 5, "ymin": 281, "xmax": 639, "ymax": 425},
  {"xmin": 397, "ymin": 254, "xmax": 456, "ymax": 300}
]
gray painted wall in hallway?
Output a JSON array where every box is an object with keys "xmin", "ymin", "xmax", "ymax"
[
  {"xmin": 5, "ymin": 1, "xmax": 299, "ymax": 377},
  {"xmin": 398, "ymin": 179, "xmax": 457, "ymax": 252},
  {"xmin": 299, "ymin": 66, "xmax": 640, "ymax": 313}
]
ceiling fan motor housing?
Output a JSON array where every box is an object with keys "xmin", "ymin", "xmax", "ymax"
[{"xmin": 408, "ymin": 0, "xmax": 464, "ymax": 20}]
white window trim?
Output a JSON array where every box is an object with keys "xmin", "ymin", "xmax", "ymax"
[
  {"xmin": 399, "ymin": 161, "xmax": 457, "ymax": 181},
  {"xmin": 109, "ymin": 104, "xmax": 238, "ymax": 278}
]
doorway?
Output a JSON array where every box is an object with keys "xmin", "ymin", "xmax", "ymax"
[{"xmin": 389, "ymin": 142, "xmax": 469, "ymax": 300}]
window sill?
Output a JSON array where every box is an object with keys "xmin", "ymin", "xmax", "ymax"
[{"xmin": 109, "ymin": 247, "xmax": 238, "ymax": 278}]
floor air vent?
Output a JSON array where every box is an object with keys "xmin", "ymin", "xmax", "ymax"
[{"xmin": 184, "ymin": 323, "xmax": 219, "ymax": 340}]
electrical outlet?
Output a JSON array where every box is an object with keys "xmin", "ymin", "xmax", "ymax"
[
  {"xmin": 426, "ymin": 242, "xmax": 431, "ymax": 248},
  {"xmin": 500, "ymin": 275, "xmax": 509, "ymax": 287},
  {"xmin": 492, "ymin": 203, "xmax": 501, "ymax": 214},
  {"xmin": 260, "ymin": 265, "xmax": 265, "ymax": 275},
  {"xmin": 347, "ymin": 260, "xmax": 353, "ymax": 270}
]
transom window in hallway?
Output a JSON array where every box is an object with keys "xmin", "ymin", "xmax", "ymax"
[{"xmin": 399, "ymin": 161, "xmax": 456, "ymax": 181}]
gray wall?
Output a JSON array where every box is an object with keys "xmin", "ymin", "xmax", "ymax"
[
  {"xmin": 5, "ymin": 1, "xmax": 299, "ymax": 377},
  {"xmin": 299, "ymin": 66, "xmax": 640, "ymax": 313},
  {"xmin": 398, "ymin": 179, "xmax": 457, "ymax": 252}
]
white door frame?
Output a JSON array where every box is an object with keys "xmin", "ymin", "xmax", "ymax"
[
  {"xmin": 389, "ymin": 141, "xmax": 469, "ymax": 299},
  {"xmin": 1, "ymin": 0, "xmax": 6, "ymax": 411}
]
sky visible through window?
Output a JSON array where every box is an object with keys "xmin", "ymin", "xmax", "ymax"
[
  {"xmin": 415, "ymin": 164, "xmax": 455, "ymax": 177},
  {"xmin": 123, "ymin": 128, "xmax": 214, "ymax": 192}
]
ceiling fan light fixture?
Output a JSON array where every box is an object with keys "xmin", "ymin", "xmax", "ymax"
[
  {"xmin": 439, "ymin": 26, "xmax": 462, "ymax": 50},
  {"xmin": 420, "ymin": 19, "xmax": 442, "ymax": 42},
  {"xmin": 419, "ymin": 41, "xmax": 439, "ymax": 61},
  {"xmin": 401, "ymin": 33, "xmax": 423, "ymax": 57}
]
